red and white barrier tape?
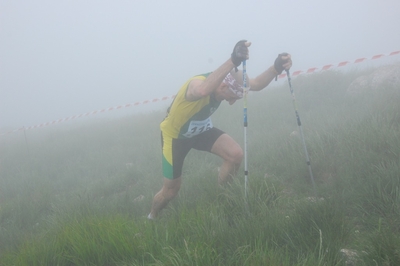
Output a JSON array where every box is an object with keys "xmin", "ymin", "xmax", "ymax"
[
  {"xmin": 1, "ymin": 95, "xmax": 175, "ymax": 136},
  {"xmin": 1, "ymin": 50, "xmax": 399, "ymax": 136},
  {"xmin": 276, "ymin": 50, "xmax": 400, "ymax": 79}
]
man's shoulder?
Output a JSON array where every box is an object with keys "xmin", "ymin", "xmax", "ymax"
[
  {"xmin": 186, "ymin": 72, "xmax": 212, "ymax": 87},
  {"xmin": 185, "ymin": 73, "xmax": 210, "ymax": 93},
  {"xmin": 192, "ymin": 72, "xmax": 212, "ymax": 80}
]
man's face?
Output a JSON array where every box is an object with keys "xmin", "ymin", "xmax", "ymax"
[
  {"xmin": 221, "ymin": 83, "xmax": 241, "ymax": 105},
  {"xmin": 222, "ymin": 73, "xmax": 244, "ymax": 99}
]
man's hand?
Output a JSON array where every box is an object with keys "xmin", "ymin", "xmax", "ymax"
[
  {"xmin": 274, "ymin": 53, "xmax": 292, "ymax": 74},
  {"xmin": 231, "ymin": 40, "xmax": 251, "ymax": 67}
]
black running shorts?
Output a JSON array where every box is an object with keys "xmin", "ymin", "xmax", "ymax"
[{"xmin": 161, "ymin": 127, "xmax": 225, "ymax": 179}]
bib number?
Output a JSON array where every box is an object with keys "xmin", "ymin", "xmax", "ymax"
[{"xmin": 183, "ymin": 118, "xmax": 213, "ymax": 138}]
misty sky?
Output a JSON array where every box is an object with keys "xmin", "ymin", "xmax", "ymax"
[{"xmin": 1, "ymin": 0, "xmax": 399, "ymax": 130}]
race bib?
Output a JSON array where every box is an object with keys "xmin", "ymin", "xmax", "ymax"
[{"xmin": 182, "ymin": 118, "xmax": 213, "ymax": 138}]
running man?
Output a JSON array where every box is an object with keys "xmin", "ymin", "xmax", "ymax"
[{"xmin": 148, "ymin": 40, "xmax": 292, "ymax": 219}]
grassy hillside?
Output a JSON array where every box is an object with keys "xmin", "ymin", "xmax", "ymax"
[{"xmin": 1, "ymin": 68, "xmax": 399, "ymax": 265}]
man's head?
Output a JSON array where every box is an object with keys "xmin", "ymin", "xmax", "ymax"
[{"xmin": 218, "ymin": 70, "xmax": 248, "ymax": 105}]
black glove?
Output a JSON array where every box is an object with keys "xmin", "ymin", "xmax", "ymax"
[
  {"xmin": 274, "ymin": 52, "xmax": 289, "ymax": 74},
  {"xmin": 231, "ymin": 40, "xmax": 248, "ymax": 67}
]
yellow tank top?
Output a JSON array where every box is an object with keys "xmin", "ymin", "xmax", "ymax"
[{"xmin": 160, "ymin": 73, "xmax": 221, "ymax": 139}]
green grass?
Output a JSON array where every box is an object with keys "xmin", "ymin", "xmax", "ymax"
[{"xmin": 1, "ymin": 67, "xmax": 400, "ymax": 265}]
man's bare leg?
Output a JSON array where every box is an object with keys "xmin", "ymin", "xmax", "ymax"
[
  {"xmin": 211, "ymin": 134, "xmax": 243, "ymax": 184},
  {"xmin": 149, "ymin": 177, "xmax": 181, "ymax": 219}
]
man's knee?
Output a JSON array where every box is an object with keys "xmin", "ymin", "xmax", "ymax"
[
  {"xmin": 211, "ymin": 134, "xmax": 243, "ymax": 165},
  {"xmin": 230, "ymin": 146, "xmax": 243, "ymax": 165},
  {"xmin": 162, "ymin": 177, "xmax": 181, "ymax": 200}
]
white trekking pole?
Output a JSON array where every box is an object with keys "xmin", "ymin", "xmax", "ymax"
[
  {"xmin": 285, "ymin": 69, "xmax": 316, "ymax": 196},
  {"xmin": 242, "ymin": 60, "xmax": 249, "ymax": 206}
]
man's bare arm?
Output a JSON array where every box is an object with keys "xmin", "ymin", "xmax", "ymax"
[
  {"xmin": 186, "ymin": 59, "xmax": 235, "ymax": 101},
  {"xmin": 249, "ymin": 65, "xmax": 279, "ymax": 91},
  {"xmin": 186, "ymin": 41, "xmax": 251, "ymax": 101},
  {"xmin": 250, "ymin": 53, "xmax": 292, "ymax": 91}
]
